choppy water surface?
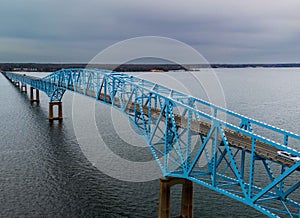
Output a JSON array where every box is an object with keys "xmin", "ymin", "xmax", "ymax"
[{"xmin": 0, "ymin": 68, "xmax": 299, "ymax": 217}]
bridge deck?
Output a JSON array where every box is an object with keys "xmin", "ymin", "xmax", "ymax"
[
  {"xmin": 8, "ymin": 73, "xmax": 300, "ymax": 167},
  {"xmin": 67, "ymin": 84, "xmax": 298, "ymax": 169}
]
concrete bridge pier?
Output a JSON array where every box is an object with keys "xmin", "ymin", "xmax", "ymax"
[
  {"xmin": 20, "ymin": 83, "xmax": 27, "ymax": 93},
  {"xmin": 30, "ymin": 87, "xmax": 40, "ymax": 103},
  {"xmin": 49, "ymin": 102, "xmax": 63, "ymax": 121},
  {"xmin": 14, "ymin": 81, "xmax": 20, "ymax": 88},
  {"xmin": 158, "ymin": 177, "xmax": 193, "ymax": 218}
]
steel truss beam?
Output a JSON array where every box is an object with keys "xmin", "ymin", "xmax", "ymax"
[{"xmin": 3, "ymin": 69, "xmax": 300, "ymax": 217}]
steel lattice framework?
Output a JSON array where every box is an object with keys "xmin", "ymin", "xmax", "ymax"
[{"xmin": 3, "ymin": 69, "xmax": 300, "ymax": 217}]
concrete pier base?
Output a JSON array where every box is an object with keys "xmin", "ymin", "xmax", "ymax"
[
  {"xmin": 30, "ymin": 87, "xmax": 40, "ymax": 103},
  {"xmin": 49, "ymin": 102, "xmax": 63, "ymax": 121},
  {"xmin": 14, "ymin": 81, "xmax": 20, "ymax": 88},
  {"xmin": 20, "ymin": 83, "xmax": 27, "ymax": 93},
  {"xmin": 158, "ymin": 177, "xmax": 193, "ymax": 218}
]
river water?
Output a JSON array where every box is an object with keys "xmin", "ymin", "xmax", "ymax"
[{"xmin": 0, "ymin": 68, "xmax": 299, "ymax": 217}]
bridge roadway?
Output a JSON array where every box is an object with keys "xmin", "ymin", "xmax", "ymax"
[
  {"xmin": 18, "ymin": 73, "xmax": 299, "ymax": 168},
  {"xmin": 57, "ymin": 80, "xmax": 297, "ymax": 169}
]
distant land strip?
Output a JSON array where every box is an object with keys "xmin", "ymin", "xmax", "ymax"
[{"xmin": 1, "ymin": 63, "xmax": 300, "ymax": 72}]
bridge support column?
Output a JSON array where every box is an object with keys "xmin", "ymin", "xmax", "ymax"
[
  {"xmin": 158, "ymin": 177, "xmax": 193, "ymax": 218},
  {"xmin": 14, "ymin": 81, "xmax": 20, "ymax": 88},
  {"xmin": 30, "ymin": 87, "xmax": 40, "ymax": 103},
  {"xmin": 20, "ymin": 83, "xmax": 27, "ymax": 93},
  {"xmin": 49, "ymin": 102, "xmax": 63, "ymax": 121}
]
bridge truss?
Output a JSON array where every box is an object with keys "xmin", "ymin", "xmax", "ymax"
[{"xmin": 3, "ymin": 69, "xmax": 300, "ymax": 217}]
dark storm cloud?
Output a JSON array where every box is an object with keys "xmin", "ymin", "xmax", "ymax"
[{"xmin": 0, "ymin": 0, "xmax": 300, "ymax": 63}]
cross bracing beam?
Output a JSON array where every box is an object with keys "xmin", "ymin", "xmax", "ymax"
[{"xmin": 2, "ymin": 69, "xmax": 300, "ymax": 217}]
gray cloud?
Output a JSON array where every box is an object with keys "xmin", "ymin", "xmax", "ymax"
[{"xmin": 0, "ymin": 0, "xmax": 300, "ymax": 63}]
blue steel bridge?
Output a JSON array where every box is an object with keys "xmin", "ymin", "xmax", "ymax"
[{"xmin": 2, "ymin": 69, "xmax": 300, "ymax": 218}]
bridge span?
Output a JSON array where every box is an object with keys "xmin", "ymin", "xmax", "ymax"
[{"xmin": 2, "ymin": 69, "xmax": 300, "ymax": 218}]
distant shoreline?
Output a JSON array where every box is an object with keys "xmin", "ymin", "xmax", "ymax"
[{"xmin": 1, "ymin": 63, "xmax": 300, "ymax": 72}]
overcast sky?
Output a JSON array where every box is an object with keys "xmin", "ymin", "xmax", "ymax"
[{"xmin": 1, "ymin": 0, "xmax": 300, "ymax": 63}]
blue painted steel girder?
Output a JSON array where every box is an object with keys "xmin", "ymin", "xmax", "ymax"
[{"xmin": 3, "ymin": 69, "xmax": 300, "ymax": 217}]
